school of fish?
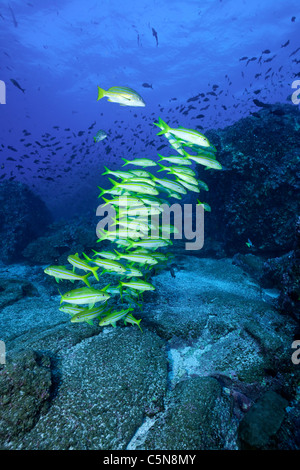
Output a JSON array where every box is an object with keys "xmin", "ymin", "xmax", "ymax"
[{"xmin": 45, "ymin": 86, "xmax": 221, "ymax": 331}]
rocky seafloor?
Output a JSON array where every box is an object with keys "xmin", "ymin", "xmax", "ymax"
[
  {"xmin": 0, "ymin": 102, "xmax": 299, "ymax": 450},
  {"xmin": 0, "ymin": 250, "xmax": 299, "ymax": 450}
]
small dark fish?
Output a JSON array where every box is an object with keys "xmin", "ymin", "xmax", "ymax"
[
  {"xmin": 291, "ymin": 16, "xmax": 296, "ymax": 22},
  {"xmin": 7, "ymin": 145, "xmax": 17, "ymax": 152},
  {"xmin": 290, "ymin": 47, "xmax": 300, "ymax": 57},
  {"xmin": 271, "ymin": 108, "xmax": 285, "ymax": 116},
  {"xmin": 253, "ymin": 99, "xmax": 271, "ymax": 108},
  {"xmin": 142, "ymin": 83, "xmax": 153, "ymax": 89},
  {"xmin": 187, "ymin": 94, "xmax": 200, "ymax": 103},
  {"xmin": 264, "ymin": 57, "xmax": 274, "ymax": 63},
  {"xmin": 152, "ymin": 27, "xmax": 158, "ymax": 46},
  {"xmin": 262, "ymin": 49, "xmax": 271, "ymax": 54},
  {"xmin": 10, "ymin": 78, "xmax": 25, "ymax": 93},
  {"xmin": 253, "ymin": 89, "xmax": 261, "ymax": 95},
  {"xmin": 8, "ymin": 5, "xmax": 18, "ymax": 27},
  {"xmin": 239, "ymin": 56, "xmax": 248, "ymax": 61},
  {"xmin": 246, "ymin": 57, "xmax": 257, "ymax": 66},
  {"xmin": 281, "ymin": 40, "xmax": 290, "ymax": 48}
]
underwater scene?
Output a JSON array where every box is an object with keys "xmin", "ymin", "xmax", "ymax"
[{"xmin": 0, "ymin": 0, "xmax": 300, "ymax": 454}]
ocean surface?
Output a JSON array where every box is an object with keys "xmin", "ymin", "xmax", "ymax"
[{"xmin": 0, "ymin": 0, "xmax": 299, "ymax": 452}]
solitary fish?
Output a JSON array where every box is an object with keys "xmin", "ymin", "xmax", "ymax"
[
  {"xmin": 97, "ymin": 86, "xmax": 145, "ymax": 107},
  {"xmin": 94, "ymin": 129, "xmax": 107, "ymax": 142},
  {"xmin": 142, "ymin": 83, "xmax": 153, "ymax": 89},
  {"xmin": 10, "ymin": 78, "xmax": 25, "ymax": 93}
]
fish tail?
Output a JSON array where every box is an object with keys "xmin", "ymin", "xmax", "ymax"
[
  {"xmin": 101, "ymin": 283, "xmax": 111, "ymax": 292},
  {"xmin": 91, "ymin": 266, "xmax": 100, "ymax": 281},
  {"xmin": 58, "ymin": 288, "xmax": 63, "ymax": 303},
  {"xmin": 114, "ymin": 249, "xmax": 122, "ymax": 259},
  {"xmin": 97, "ymin": 86, "xmax": 106, "ymax": 101},
  {"xmin": 101, "ymin": 197, "xmax": 111, "ymax": 206},
  {"xmin": 136, "ymin": 319, "xmax": 143, "ymax": 333},
  {"xmin": 157, "ymin": 162, "xmax": 167, "ymax": 172},
  {"xmin": 82, "ymin": 273, "xmax": 91, "ymax": 288},
  {"xmin": 97, "ymin": 185, "xmax": 107, "ymax": 198},
  {"xmin": 121, "ymin": 158, "xmax": 129, "ymax": 166},
  {"xmin": 82, "ymin": 252, "xmax": 92, "ymax": 262},
  {"xmin": 118, "ymin": 281, "xmax": 123, "ymax": 302},
  {"xmin": 108, "ymin": 177, "xmax": 118, "ymax": 187},
  {"xmin": 156, "ymin": 118, "xmax": 169, "ymax": 135},
  {"xmin": 102, "ymin": 166, "xmax": 110, "ymax": 176},
  {"xmin": 93, "ymin": 136, "xmax": 97, "ymax": 142}
]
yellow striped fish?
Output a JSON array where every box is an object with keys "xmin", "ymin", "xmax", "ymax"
[{"xmin": 97, "ymin": 86, "xmax": 145, "ymax": 107}]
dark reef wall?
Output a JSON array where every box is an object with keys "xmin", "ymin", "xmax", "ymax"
[
  {"xmin": 201, "ymin": 103, "xmax": 300, "ymax": 256},
  {"xmin": 0, "ymin": 181, "xmax": 52, "ymax": 263}
]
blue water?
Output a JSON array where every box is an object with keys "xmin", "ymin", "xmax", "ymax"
[
  {"xmin": 0, "ymin": 0, "xmax": 299, "ymax": 218},
  {"xmin": 1, "ymin": 1, "xmax": 300, "ymax": 452}
]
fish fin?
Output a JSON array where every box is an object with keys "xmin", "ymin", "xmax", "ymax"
[
  {"xmin": 136, "ymin": 319, "xmax": 143, "ymax": 332},
  {"xmin": 97, "ymin": 86, "xmax": 105, "ymax": 101},
  {"xmin": 101, "ymin": 197, "xmax": 111, "ymax": 206},
  {"xmin": 93, "ymin": 137, "xmax": 97, "ymax": 142},
  {"xmin": 55, "ymin": 277, "xmax": 60, "ymax": 283},
  {"xmin": 157, "ymin": 162, "xmax": 167, "ymax": 172},
  {"xmin": 121, "ymin": 158, "xmax": 129, "ymax": 166},
  {"xmin": 88, "ymin": 303, "xmax": 95, "ymax": 309},
  {"xmin": 102, "ymin": 166, "xmax": 110, "ymax": 176},
  {"xmin": 101, "ymin": 283, "xmax": 111, "ymax": 292},
  {"xmin": 97, "ymin": 185, "xmax": 107, "ymax": 198},
  {"xmin": 112, "ymin": 322, "xmax": 117, "ymax": 327},
  {"xmin": 82, "ymin": 252, "xmax": 92, "ymax": 262},
  {"xmin": 91, "ymin": 266, "xmax": 100, "ymax": 281},
  {"xmin": 156, "ymin": 118, "xmax": 169, "ymax": 135},
  {"xmin": 82, "ymin": 273, "xmax": 91, "ymax": 288},
  {"xmin": 86, "ymin": 319, "xmax": 94, "ymax": 325},
  {"xmin": 108, "ymin": 177, "xmax": 118, "ymax": 187},
  {"xmin": 70, "ymin": 279, "xmax": 75, "ymax": 283},
  {"xmin": 118, "ymin": 281, "xmax": 123, "ymax": 302},
  {"xmin": 58, "ymin": 289, "xmax": 63, "ymax": 303}
]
